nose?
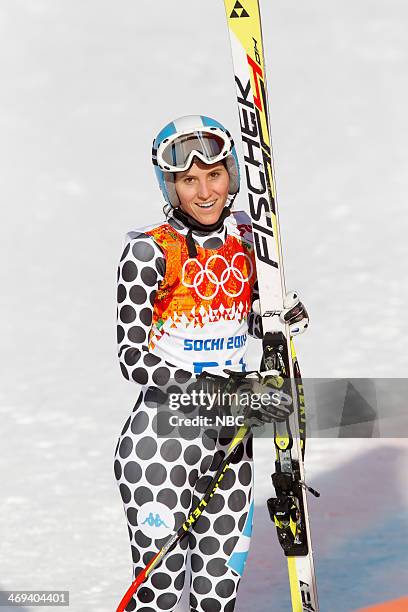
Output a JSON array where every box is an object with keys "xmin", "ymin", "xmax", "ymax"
[{"xmin": 197, "ymin": 178, "xmax": 211, "ymax": 200}]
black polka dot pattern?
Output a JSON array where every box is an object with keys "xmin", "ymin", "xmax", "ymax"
[
  {"xmin": 124, "ymin": 349, "xmax": 140, "ymax": 367},
  {"xmin": 199, "ymin": 536, "xmax": 220, "ymax": 556},
  {"xmin": 119, "ymin": 437, "xmax": 133, "ymax": 459},
  {"xmin": 184, "ymin": 445, "xmax": 202, "ymax": 466},
  {"xmin": 115, "ymin": 405, "xmax": 253, "ymax": 611},
  {"xmin": 120, "ymin": 242, "xmax": 130, "ymax": 261},
  {"xmin": 117, "ymin": 325, "xmax": 125, "ymax": 345},
  {"xmin": 132, "ymin": 239, "xmax": 155, "ymax": 262},
  {"xmin": 193, "ymin": 515, "xmax": 211, "ymax": 534},
  {"xmin": 228, "ymin": 490, "xmax": 246, "ymax": 513},
  {"xmin": 180, "ymin": 489, "xmax": 192, "ymax": 509},
  {"xmin": 131, "ymin": 545, "xmax": 140, "ymax": 563},
  {"xmin": 130, "ymin": 410, "xmax": 149, "ymax": 435},
  {"xmin": 141, "ymin": 266, "xmax": 157, "ymax": 287},
  {"xmin": 170, "ymin": 465, "xmax": 187, "ymax": 487},
  {"xmin": 114, "ymin": 459, "xmax": 122, "ymax": 480},
  {"xmin": 117, "ymin": 284, "xmax": 126, "ymax": 303},
  {"xmin": 214, "ymin": 515, "xmax": 236, "ymax": 536},
  {"xmin": 120, "ymin": 483, "xmax": 131, "ymax": 504},
  {"xmin": 152, "ymin": 367, "xmax": 171, "ymax": 386},
  {"xmin": 203, "ymin": 236, "xmax": 224, "ymax": 250},
  {"xmin": 215, "ymin": 579, "xmax": 235, "ymax": 598},
  {"xmin": 117, "ymin": 233, "xmax": 193, "ymax": 390},
  {"xmin": 127, "ymin": 508, "xmax": 138, "ymax": 528},
  {"xmin": 151, "ymin": 572, "xmax": 171, "ymax": 590},
  {"xmin": 133, "ymin": 531, "xmax": 151, "ymax": 550},
  {"xmin": 238, "ymin": 463, "xmax": 252, "ymax": 487},
  {"xmin": 193, "ymin": 576, "xmax": 212, "ymax": 594},
  {"xmin": 174, "ymin": 570, "xmax": 185, "ymax": 591},
  {"xmin": 128, "ymin": 325, "xmax": 146, "ymax": 344},
  {"xmin": 157, "ymin": 593, "xmax": 178, "ymax": 610},
  {"xmin": 157, "ymin": 488, "xmax": 178, "ymax": 509},
  {"xmin": 146, "ymin": 463, "xmax": 167, "ymax": 486},
  {"xmin": 135, "ymin": 436, "xmax": 157, "ymax": 461},
  {"xmin": 201, "ymin": 598, "xmax": 221, "ymax": 612},
  {"xmin": 207, "ymin": 557, "xmax": 228, "ymax": 577},
  {"xmin": 166, "ymin": 553, "xmax": 184, "ymax": 572},
  {"xmin": 155, "ymin": 256, "xmax": 166, "ymax": 276},
  {"xmin": 123, "ymin": 461, "xmax": 142, "ymax": 484},
  {"xmin": 207, "ymin": 494, "xmax": 225, "ymax": 515},
  {"xmin": 134, "ymin": 486, "xmax": 153, "ymax": 505},
  {"xmin": 129, "ymin": 285, "xmax": 147, "ymax": 305},
  {"xmin": 160, "ymin": 439, "xmax": 182, "ymax": 462},
  {"xmin": 122, "ymin": 260, "xmax": 138, "ymax": 282},
  {"xmin": 115, "ymin": 212, "xmax": 258, "ymax": 611}
]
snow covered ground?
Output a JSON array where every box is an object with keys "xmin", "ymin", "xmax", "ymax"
[{"xmin": 0, "ymin": 1, "xmax": 407, "ymax": 610}]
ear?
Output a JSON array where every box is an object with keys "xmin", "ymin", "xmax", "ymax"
[
  {"xmin": 164, "ymin": 173, "xmax": 181, "ymax": 208},
  {"xmin": 225, "ymin": 156, "xmax": 239, "ymax": 195}
]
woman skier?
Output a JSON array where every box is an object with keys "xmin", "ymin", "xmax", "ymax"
[{"xmin": 115, "ymin": 114, "xmax": 308, "ymax": 612}]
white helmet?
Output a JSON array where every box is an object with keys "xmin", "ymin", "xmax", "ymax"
[{"xmin": 152, "ymin": 114, "xmax": 240, "ymax": 208}]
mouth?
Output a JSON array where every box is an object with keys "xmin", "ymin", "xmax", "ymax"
[{"xmin": 196, "ymin": 200, "xmax": 216, "ymax": 209}]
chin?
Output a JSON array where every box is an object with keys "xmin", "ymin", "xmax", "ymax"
[
  {"xmin": 198, "ymin": 214, "xmax": 219, "ymax": 225},
  {"xmin": 195, "ymin": 206, "xmax": 224, "ymax": 225}
]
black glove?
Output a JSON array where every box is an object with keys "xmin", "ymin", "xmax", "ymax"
[
  {"xmin": 197, "ymin": 369, "xmax": 293, "ymax": 427},
  {"xmin": 224, "ymin": 369, "xmax": 293, "ymax": 427}
]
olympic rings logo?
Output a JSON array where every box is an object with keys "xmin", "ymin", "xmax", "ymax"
[{"xmin": 181, "ymin": 253, "xmax": 253, "ymax": 300}]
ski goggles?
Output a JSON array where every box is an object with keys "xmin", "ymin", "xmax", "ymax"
[{"xmin": 155, "ymin": 127, "xmax": 233, "ymax": 172}]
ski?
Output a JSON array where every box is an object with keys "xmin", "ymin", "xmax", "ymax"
[{"xmin": 223, "ymin": 1, "xmax": 320, "ymax": 610}]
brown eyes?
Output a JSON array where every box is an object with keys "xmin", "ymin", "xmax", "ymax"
[{"xmin": 183, "ymin": 172, "xmax": 220, "ymax": 184}]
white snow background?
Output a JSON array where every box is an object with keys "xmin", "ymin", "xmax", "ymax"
[{"xmin": 0, "ymin": 1, "xmax": 407, "ymax": 611}]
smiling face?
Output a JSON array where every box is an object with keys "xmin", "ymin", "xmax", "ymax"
[{"xmin": 174, "ymin": 158, "xmax": 230, "ymax": 225}]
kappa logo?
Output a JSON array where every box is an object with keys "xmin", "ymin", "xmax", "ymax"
[
  {"xmin": 138, "ymin": 502, "xmax": 175, "ymax": 538},
  {"xmin": 230, "ymin": 1, "xmax": 250, "ymax": 19},
  {"xmin": 142, "ymin": 513, "xmax": 170, "ymax": 529}
]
